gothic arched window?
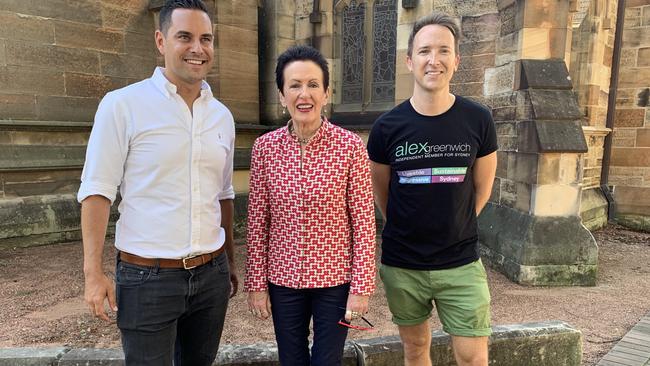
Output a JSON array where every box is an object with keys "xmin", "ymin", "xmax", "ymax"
[{"xmin": 334, "ymin": 0, "xmax": 397, "ymax": 123}]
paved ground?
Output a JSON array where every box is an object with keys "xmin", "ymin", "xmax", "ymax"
[{"xmin": 0, "ymin": 224, "xmax": 649, "ymax": 365}]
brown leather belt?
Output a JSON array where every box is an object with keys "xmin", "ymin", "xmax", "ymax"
[{"xmin": 119, "ymin": 247, "xmax": 225, "ymax": 270}]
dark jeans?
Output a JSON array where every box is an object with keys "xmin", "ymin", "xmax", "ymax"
[
  {"xmin": 115, "ymin": 252, "xmax": 231, "ymax": 366},
  {"xmin": 268, "ymin": 282, "xmax": 350, "ymax": 366}
]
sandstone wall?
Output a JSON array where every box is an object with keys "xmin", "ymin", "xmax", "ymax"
[{"xmin": 610, "ymin": 0, "xmax": 650, "ymax": 227}]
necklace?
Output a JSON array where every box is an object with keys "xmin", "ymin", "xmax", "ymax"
[{"xmin": 288, "ymin": 121, "xmax": 319, "ymax": 144}]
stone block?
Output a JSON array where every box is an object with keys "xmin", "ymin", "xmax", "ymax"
[
  {"xmin": 4, "ymin": 41, "xmax": 101, "ymax": 74},
  {"xmin": 459, "ymin": 40, "xmax": 496, "ymax": 56},
  {"xmin": 615, "ymin": 108, "xmax": 646, "ymax": 127},
  {"xmin": 495, "ymin": 31, "xmax": 520, "ymax": 66},
  {"xmin": 510, "ymin": 152, "xmax": 538, "ymax": 184},
  {"xmin": 0, "ymin": 347, "xmax": 68, "ymax": 366},
  {"xmin": 0, "ymin": 11, "xmax": 55, "ymax": 44},
  {"xmin": 612, "ymin": 147, "xmax": 650, "ymax": 167},
  {"xmin": 514, "ymin": 181, "xmax": 532, "ymax": 212},
  {"xmin": 56, "ymin": 46, "xmax": 102, "ymax": 74},
  {"xmin": 1, "ymin": 0, "xmax": 102, "ymax": 25},
  {"xmin": 537, "ymin": 153, "xmax": 560, "ymax": 184},
  {"xmin": 580, "ymin": 187, "xmax": 608, "ymax": 231},
  {"xmin": 0, "ymin": 66, "xmax": 64, "ymax": 95},
  {"xmin": 100, "ymin": 52, "xmax": 157, "ymax": 79},
  {"xmin": 616, "ymin": 213, "xmax": 650, "ymax": 232},
  {"xmin": 459, "ymin": 54, "xmax": 495, "ymax": 71},
  {"xmin": 2, "ymin": 169, "xmax": 83, "ymax": 197},
  {"xmin": 536, "ymin": 120, "xmax": 588, "ymax": 152},
  {"xmin": 484, "ymin": 63, "xmax": 515, "ymax": 95},
  {"xmin": 637, "ymin": 128, "xmax": 650, "ymax": 146},
  {"xmin": 0, "ymin": 145, "xmax": 86, "ymax": 170},
  {"xmin": 0, "ymin": 194, "xmax": 81, "ymax": 240},
  {"xmin": 528, "ymin": 89, "xmax": 582, "ymax": 120},
  {"xmin": 0, "ymin": 93, "xmax": 37, "ymax": 120},
  {"xmin": 396, "ymin": 49, "xmax": 410, "ymax": 77},
  {"xmin": 54, "ymin": 21, "xmax": 124, "ymax": 53},
  {"xmin": 515, "ymin": 59, "xmax": 572, "ymax": 90},
  {"xmin": 58, "ymin": 348, "xmax": 124, "ymax": 366},
  {"xmin": 221, "ymin": 99, "xmax": 260, "ymax": 124},
  {"xmin": 522, "ymin": 0, "xmax": 570, "ymax": 29},
  {"xmin": 478, "ymin": 203, "xmax": 598, "ymax": 286},
  {"xmin": 627, "ymin": 0, "xmax": 650, "ymax": 7},
  {"xmin": 219, "ymin": 50, "xmax": 258, "ymax": 78},
  {"xmin": 532, "ymin": 184, "xmax": 581, "ymax": 217},
  {"xmin": 450, "ymin": 82, "xmax": 483, "ymax": 97},
  {"xmin": 219, "ymin": 76, "xmax": 258, "ymax": 102},
  {"xmin": 559, "ymin": 153, "xmax": 581, "ymax": 184},
  {"xmin": 492, "ymin": 106, "xmax": 517, "ymax": 121},
  {"xmin": 64, "ymin": 73, "xmax": 126, "ymax": 99},
  {"xmin": 36, "ymin": 96, "xmax": 99, "ymax": 122},
  {"xmin": 624, "ymin": 27, "xmax": 650, "ymax": 50},
  {"xmin": 461, "ymin": 13, "xmax": 500, "ymax": 43},
  {"xmin": 217, "ymin": 24, "xmax": 257, "ymax": 56},
  {"xmin": 397, "ymin": 23, "xmax": 413, "ymax": 51},
  {"xmin": 395, "ymin": 73, "xmax": 414, "ymax": 101},
  {"xmin": 102, "ymin": 4, "xmax": 154, "ymax": 32},
  {"xmin": 124, "ymin": 31, "xmax": 157, "ymax": 57},
  {"xmin": 216, "ymin": 1, "xmax": 258, "ymax": 31},
  {"xmin": 620, "ymin": 48, "xmax": 638, "ymax": 67}
]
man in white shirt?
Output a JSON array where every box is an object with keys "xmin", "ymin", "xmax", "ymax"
[{"xmin": 78, "ymin": 1, "xmax": 237, "ymax": 365}]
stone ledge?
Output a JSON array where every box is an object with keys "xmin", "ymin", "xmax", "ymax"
[
  {"xmin": 0, "ymin": 321, "xmax": 582, "ymax": 366},
  {"xmin": 0, "ymin": 146, "xmax": 253, "ymax": 171}
]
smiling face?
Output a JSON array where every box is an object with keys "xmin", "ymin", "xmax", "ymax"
[
  {"xmin": 279, "ymin": 60, "xmax": 329, "ymax": 127},
  {"xmin": 407, "ymin": 24, "xmax": 460, "ymax": 95},
  {"xmin": 155, "ymin": 8, "xmax": 214, "ymax": 89}
]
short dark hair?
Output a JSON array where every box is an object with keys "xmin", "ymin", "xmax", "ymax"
[
  {"xmin": 275, "ymin": 45, "xmax": 330, "ymax": 94},
  {"xmin": 407, "ymin": 12, "xmax": 461, "ymax": 56},
  {"xmin": 159, "ymin": 0, "xmax": 210, "ymax": 35}
]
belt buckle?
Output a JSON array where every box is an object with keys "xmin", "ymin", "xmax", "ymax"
[{"xmin": 182, "ymin": 256, "xmax": 198, "ymax": 270}]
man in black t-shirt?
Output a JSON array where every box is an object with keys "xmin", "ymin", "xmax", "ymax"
[{"xmin": 368, "ymin": 12, "xmax": 497, "ymax": 366}]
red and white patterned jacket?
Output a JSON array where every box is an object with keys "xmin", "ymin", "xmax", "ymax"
[{"xmin": 244, "ymin": 119, "xmax": 376, "ymax": 296}]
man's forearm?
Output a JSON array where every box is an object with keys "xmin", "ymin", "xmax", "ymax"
[
  {"xmin": 81, "ymin": 195, "xmax": 111, "ymax": 275},
  {"xmin": 219, "ymin": 199, "xmax": 235, "ymax": 263}
]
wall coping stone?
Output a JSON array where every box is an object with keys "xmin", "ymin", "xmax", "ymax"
[{"xmin": 0, "ymin": 321, "xmax": 582, "ymax": 366}]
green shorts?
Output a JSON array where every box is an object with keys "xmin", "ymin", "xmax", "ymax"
[{"xmin": 379, "ymin": 259, "xmax": 491, "ymax": 337}]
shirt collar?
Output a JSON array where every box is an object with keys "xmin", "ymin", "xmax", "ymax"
[
  {"xmin": 151, "ymin": 67, "xmax": 213, "ymax": 99},
  {"xmin": 286, "ymin": 117, "xmax": 331, "ymax": 146}
]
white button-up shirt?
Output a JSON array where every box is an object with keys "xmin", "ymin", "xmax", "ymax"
[{"xmin": 78, "ymin": 67, "xmax": 235, "ymax": 259}]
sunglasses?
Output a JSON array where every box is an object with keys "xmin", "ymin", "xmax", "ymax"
[
  {"xmin": 338, "ymin": 317, "xmax": 374, "ymax": 331},
  {"xmin": 337, "ymin": 314, "xmax": 374, "ymax": 331}
]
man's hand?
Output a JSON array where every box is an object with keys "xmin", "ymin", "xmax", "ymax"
[
  {"xmin": 84, "ymin": 271, "xmax": 117, "ymax": 322},
  {"xmin": 247, "ymin": 290, "xmax": 271, "ymax": 320},
  {"xmin": 229, "ymin": 260, "xmax": 239, "ymax": 298},
  {"xmin": 345, "ymin": 294, "xmax": 370, "ymax": 322}
]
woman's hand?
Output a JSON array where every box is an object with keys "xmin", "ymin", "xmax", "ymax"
[
  {"xmin": 345, "ymin": 294, "xmax": 369, "ymax": 322},
  {"xmin": 247, "ymin": 290, "xmax": 272, "ymax": 320}
]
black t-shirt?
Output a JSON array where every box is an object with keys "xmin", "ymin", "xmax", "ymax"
[{"xmin": 367, "ymin": 96, "xmax": 498, "ymax": 270}]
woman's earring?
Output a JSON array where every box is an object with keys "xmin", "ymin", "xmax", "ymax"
[{"xmin": 282, "ymin": 105, "xmax": 286, "ymax": 115}]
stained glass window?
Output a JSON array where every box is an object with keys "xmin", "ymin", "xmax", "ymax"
[
  {"xmin": 371, "ymin": 0, "xmax": 397, "ymax": 102},
  {"xmin": 342, "ymin": 1, "xmax": 366, "ymax": 104}
]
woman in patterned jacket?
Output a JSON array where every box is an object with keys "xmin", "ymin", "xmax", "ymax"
[{"xmin": 244, "ymin": 45, "xmax": 376, "ymax": 366}]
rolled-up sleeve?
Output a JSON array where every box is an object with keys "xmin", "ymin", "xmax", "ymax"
[
  {"xmin": 347, "ymin": 138, "xmax": 377, "ymax": 296},
  {"xmin": 77, "ymin": 92, "xmax": 129, "ymax": 204},
  {"xmin": 244, "ymin": 139, "xmax": 271, "ymax": 292},
  {"xmin": 218, "ymin": 118, "xmax": 236, "ymax": 201}
]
